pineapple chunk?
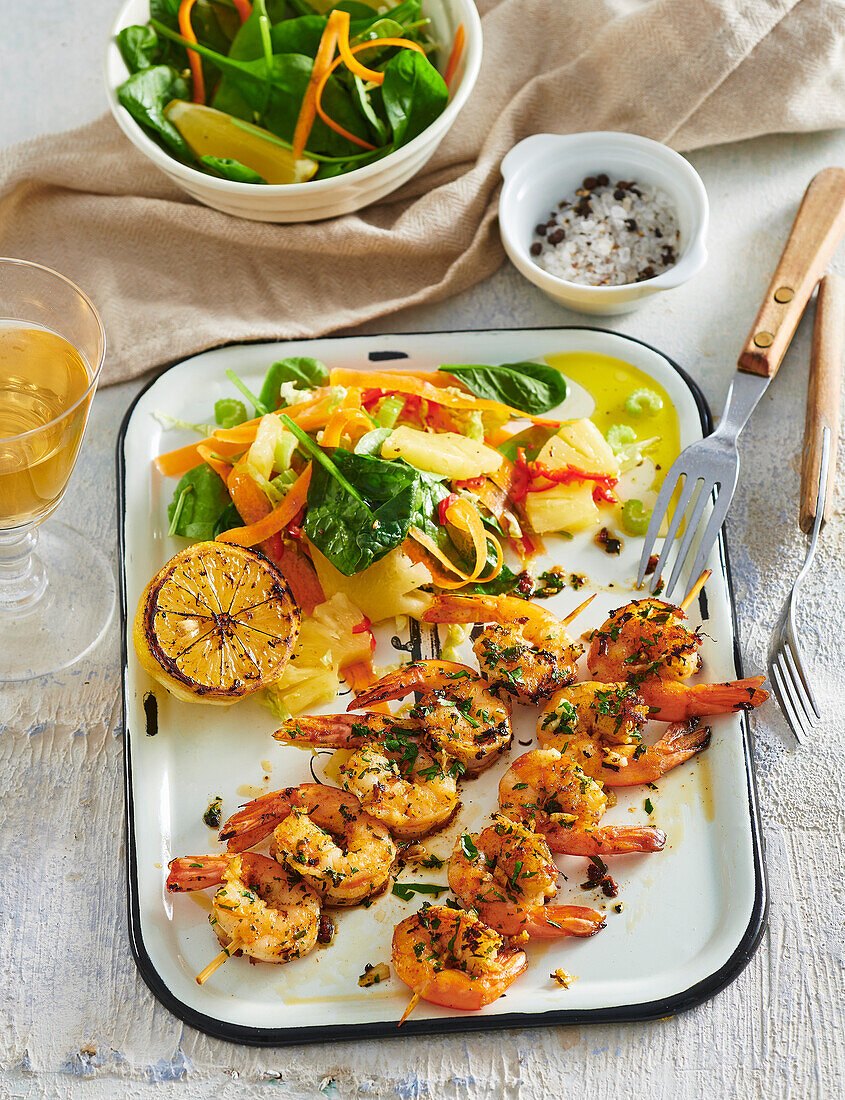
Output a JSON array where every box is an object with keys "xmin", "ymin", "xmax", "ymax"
[
  {"xmin": 538, "ymin": 419, "xmax": 620, "ymax": 478},
  {"xmin": 381, "ymin": 426, "xmax": 503, "ymax": 480},
  {"xmin": 310, "ymin": 545, "xmax": 433, "ymax": 624},
  {"xmin": 264, "ymin": 594, "xmax": 373, "ymax": 716},
  {"xmin": 525, "ymin": 482, "xmax": 599, "ymax": 533}
]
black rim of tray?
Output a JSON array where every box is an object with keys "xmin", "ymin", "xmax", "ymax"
[{"xmin": 116, "ymin": 326, "xmax": 768, "ymax": 1046}]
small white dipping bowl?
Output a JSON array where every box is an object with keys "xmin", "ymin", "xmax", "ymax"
[
  {"xmin": 499, "ymin": 132, "xmax": 709, "ymax": 315},
  {"xmin": 104, "ymin": 0, "xmax": 482, "ymax": 223}
]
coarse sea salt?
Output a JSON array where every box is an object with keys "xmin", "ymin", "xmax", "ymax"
[{"xmin": 531, "ymin": 175, "xmax": 680, "ymax": 286}]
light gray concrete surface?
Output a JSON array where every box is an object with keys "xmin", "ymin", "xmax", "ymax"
[{"xmin": 1, "ymin": 3, "xmax": 844, "ymax": 1098}]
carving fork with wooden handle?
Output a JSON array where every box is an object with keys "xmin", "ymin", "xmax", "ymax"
[
  {"xmin": 767, "ymin": 273, "xmax": 844, "ymax": 744},
  {"xmin": 638, "ymin": 167, "xmax": 845, "ymax": 601}
]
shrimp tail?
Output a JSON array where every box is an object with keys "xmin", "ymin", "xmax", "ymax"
[
  {"xmin": 527, "ymin": 905, "xmax": 606, "ymax": 938},
  {"xmin": 166, "ymin": 855, "xmax": 228, "ymax": 892},
  {"xmin": 349, "ymin": 660, "xmax": 476, "ymax": 711},
  {"xmin": 603, "ymin": 722, "xmax": 712, "ymax": 786},
  {"xmin": 641, "ymin": 675, "xmax": 768, "ymax": 721},
  {"xmin": 274, "ymin": 713, "xmax": 398, "ymax": 748},
  {"xmin": 218, "ymin": 788, "xmax": 297, "ymax": 851},
  {"xmin": 545, "ymin": 824, "xmax": 666, "ymax": 855}
]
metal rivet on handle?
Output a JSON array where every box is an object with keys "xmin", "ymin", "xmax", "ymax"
[
  {"xmin": 754, "ymin": 331, "xmax": 774, "ymax": 348},
  {"xmin": 774, "ymin": 286, "xmax": 794, "ymax": 303}
]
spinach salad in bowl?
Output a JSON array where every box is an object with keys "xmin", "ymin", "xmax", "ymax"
[{"xmin": 115, "ymin": 0, "xmax": 465, "ymax": 186}]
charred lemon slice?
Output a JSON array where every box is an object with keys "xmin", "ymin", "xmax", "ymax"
[{"xmin": 133, "ymin": 542, "xmax": 300, "ymax": 705}]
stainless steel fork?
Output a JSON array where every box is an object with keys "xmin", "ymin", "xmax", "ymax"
[
  {"xmin": 638, "ymin": 168, "xmax": 845, "ymax": 601},
  {"xmin": 767, "ymin": 273, "xmax": 844, "ymax": 743}
]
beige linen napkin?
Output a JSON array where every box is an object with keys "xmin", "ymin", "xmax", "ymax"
[{"xmin": 2, "ymin": 0, "xmax": 845, "ymax": 384}]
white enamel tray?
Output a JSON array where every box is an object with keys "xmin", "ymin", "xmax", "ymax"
[{"xmin": 117, "ymin": 328, "xmax": 766, "ymax": 1045}]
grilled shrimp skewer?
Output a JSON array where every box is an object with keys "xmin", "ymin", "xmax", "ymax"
[
  {"xmin": 499, "ymin": 749, "xmax": 666, "ymax": 856},
  {"xmin": 422, "ymin": 593, "xmax": 594, "ymax": 704},
  {"xmin": 392, "ymin": 905, "xmax": 527, "ymax": 1020},
  {"xmin": 448, "ymin": 816, "xmax": 605, "ymax": 938},
  {"xmin": 275, "ymin": 714, "xmax": 460, "ymax": 840},
  {"xmin": 350, "ymin": 661, "xmax": 512, "ymax": 777},
  {"xmin": 166, "ymin": 853, "xmax": 321, "ymax": 980},
  {"xmin": 219, "ymin": 784, "xmax": 397, "ymax": 906},
  {"xmin": 538, "ymin": 682, "xmax": 711, "ymax": 785}
]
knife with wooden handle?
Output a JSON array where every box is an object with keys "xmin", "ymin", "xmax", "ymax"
[{"xmin": 800, "ymin": 273, "xmax": 845, "ymax": 533}]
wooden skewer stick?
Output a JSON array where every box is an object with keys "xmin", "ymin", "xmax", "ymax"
[
  {"xmin": 196, "ymin": 935, "xmax": 243, "ymax": 986},
  {"xmin": 398, "ymin": 990, "xmax": 422, "ymax": 1027},
  {"xmin": 560, "ymin": 592, "xmax": 597, "ymax": 628},
  {"xmin": 679, "ymin": 570, "xmax": 711, "ymax": 612}
]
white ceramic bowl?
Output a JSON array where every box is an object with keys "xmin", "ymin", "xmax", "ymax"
[
  {"xmin": 104, "ymin": 0, "xmax": 482, "ymax": 222},
  {"xmin": 499, "ymin": 132, "xmax": 709, "ymax": 315}
]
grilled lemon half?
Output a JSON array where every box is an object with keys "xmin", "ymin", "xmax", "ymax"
[{"xmin": 133, "ymin": 542, "xmax": 300, "ymax": 705}]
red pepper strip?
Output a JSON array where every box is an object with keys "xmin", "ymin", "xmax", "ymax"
[
  {"xmin": 261, "ymin": 540, "xmax": 325, "ymax": 616},
  {"xmin": 453, "ymin": 476, "xmax": 487, "ymax": 492},
  {"xmin": 443, "ymin": 23, "xmax": 465, "ymax": 90},
  {"xmin": 592, "ymin": 483, "xmax": 619, "ymax": 505},
  {"xmin": 352, "ymin": 616, "xmax": 372, "ymax": 634},
  {"xmin": 178, "ymin": 0, "xmax": 205, "ymax": 104},
  {"xmin": 233, "ymin": 0, "xmax": 252, "ymax": 22},
  {"xmin": 437, "ymin": 493, "xmax": 460, "ymax": 526}
]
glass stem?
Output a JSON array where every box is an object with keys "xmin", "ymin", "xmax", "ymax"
[{"xmin": 0, "ymin": 526, "xmax": 48, "ymax": 615}]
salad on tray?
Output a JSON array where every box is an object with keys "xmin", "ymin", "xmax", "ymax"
[
  {"xmin": 116, "ymin": 0, "xmax": 464, "ymax": 185},
  {"xmin": 145, "ymin": 352, "xmax": 671, "ymax": 718}
]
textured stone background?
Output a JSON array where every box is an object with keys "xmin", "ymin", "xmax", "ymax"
[{"xmin": 1, "ymin": 3, "xmax": 844, "ymax": 1097}]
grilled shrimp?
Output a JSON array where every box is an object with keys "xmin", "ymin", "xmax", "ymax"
[
  {"xmin": 275, "ymin": 713, "xmax": 460, "ymax": 840},
  {"xmin": 498, "ymin": 749, "xmax": 666, "ymax": 856},
  {"xmin": 422, "ymin": 594, "xmax": 587, "ymax": 704},
  {"xmin": 587, "ymin": 597, "xmax": 769, "ymax": 719},
  {"xmin": 448, "ymin": 816, "xmax": 605, "ymax": 939},
  {"xmin": 166, "ymin": 852, "xmax": 320, "ymax": 964},
  {"xmin": 392, "ymin": 905, "xmax": 527, "ymax": 1014},
  {"xmin": 350, "ymin": 661, "xmax": 512, "ymax": 777},
  {"xmin": 536, "ymin": 681, "xmax": 711, "ymax": 785},
  {"xmin": 219, "ymin": 784, "xmax": 396, "ymax": 906}
]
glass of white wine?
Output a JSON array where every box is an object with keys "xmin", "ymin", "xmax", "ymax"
[{"xmin": 0, "ymin": 257, "xmax": 115, "ymax": 681}]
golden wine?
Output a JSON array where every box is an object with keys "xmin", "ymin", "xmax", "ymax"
[{"xmin": 0, "ymin": 324, "xmax": 93, "ymax": 528}]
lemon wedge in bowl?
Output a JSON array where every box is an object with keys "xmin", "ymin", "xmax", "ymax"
[
  {"xmin": 133, "ymin": 542, "xmax": 300, "ymax": 705},
  {"xmin": 163, "ymin": 101, "xmax": 318, "ymax": 185}
]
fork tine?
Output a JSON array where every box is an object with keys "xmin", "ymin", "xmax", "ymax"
[
  {"xmin": 784, "ymin": 630, "xmax": 822, "ymax": 719},
  {"xmin": 664, "ymin": 479, "xmax": 713, "ymax": 602},
  {"xmin": 645, "ymin": 474, "xmax": 699, "ymax": 594},
  {"xmin": 782, "ymin": 643, "xmax": 821, "ymax": 725},
  {"xmin": 636, "ymin": 469, "xmax": 684, "ymax": 588},
  {"xmin": 770, "ymin": 658, "xmax": 807, "ymax": 744},
  {"xmin": 775, "ymin": 650, "xmax": 814, "ymax": 734},
  {"xmin": 680, "ymin": 492, "xmax": 732, "ymax": 603}
]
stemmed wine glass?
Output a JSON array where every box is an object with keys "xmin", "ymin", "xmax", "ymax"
[{"xmin": 0, "ymin": 258, "xmax": 115, "ymax": 681}]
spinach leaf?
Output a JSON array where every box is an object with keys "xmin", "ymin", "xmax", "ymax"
[
  {"xmin": 414, "ymin": 470, "xmax": 451, "ymax": 540},
  {"xmin": 304, "ymin": 450, "xmax": 422, "ymax": 575},
  {"xmin": 332, "ymin": 1, "xmax": 381, "ymax": 19},
  {"xmin": 381, "ymin": 50, "xmax": 447, "ymax": 147},
  {"xmin": 270, "ymin": 15, "xmax": 327, "ymax": 55},
  {"xmin": 116, "ymin": 66, "xmax": 192, "ymax": 159},
  {"xmin": 352, "ymin": 75, "xmax": 389, "ymax": 145},
  {"xmin": 260, "ymin": 357, "xmax": 328, "ymax": 409},
  {"xmin": 167, "ymin": 463, "xmax": 231, "ymax": 540},
  {"xmin": 439, "ymin": 362, "xmax": 568, "ymax": 415},
  {"xmin": 117, "ymin": 25, "xmax": 161, "ymax": 73},
  {"xmin": 496, "ymin": 423, "xmax": 557, "ymax": 462},
  {"xmin": 213, "ymin": 501, "xmax": 245, "ymax": 538},
  {"xmin": 200, "ymin": 155, "xmax": 266, "ymax": 183}
]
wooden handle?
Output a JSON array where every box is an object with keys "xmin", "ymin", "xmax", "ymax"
[
  {"xmin": 799, "ymin": 273, "xmax": 844, "ymax": 532},
  {"xmin": 738, "ymin": 167, "xmax": 845, "ymax": 378}
]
